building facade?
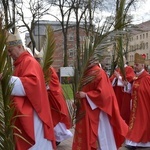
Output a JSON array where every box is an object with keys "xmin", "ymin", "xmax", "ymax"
[
  {"xmin": 25, "ymin": 20, "xmax": 89, "ymax": 73},
  {"xmin": 127, "ymin": 20, "xmax": 150, "ymax": 71},
  {"xmin": 53, "ymin": 26, "xmax": 87, "ymax": 72},
  {"xmin": 25, "ymin": 20, "xmax": 150, "ymax": 74}
]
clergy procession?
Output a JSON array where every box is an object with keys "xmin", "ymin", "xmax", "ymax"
[{"xmin": 0, "ymin": 27, "xmax": 150, "ymax": 150}]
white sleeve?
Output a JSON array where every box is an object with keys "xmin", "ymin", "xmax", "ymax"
[
  {"xmin": 86, "ymin": 95, "xmax": 98, "ymax": 110},
  {"xmin": 117, "ymin": 76, "xmax": 132, "ymax": 93},
  {"xmin": 124, "ymin": 82, "xmax": 132, "ymax": 93},
  {"xmin": 117, "ymin": 76, "xmax": 124, "ymax": 86},
  {"xmin": 9, "ymin": 76, "xmax": 26, "ymax": 96}
]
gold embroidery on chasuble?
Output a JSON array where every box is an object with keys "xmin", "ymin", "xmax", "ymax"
[
  {"xmin": 76, "ymin": 137, "xmax": 82, "ymax": 150},
  {"xmin": 77, "ymin": 146, "xmax": 81, "ymax": 150},
  {"xmin": 79, "ymin": 120, "xmax": 83, "ymax": 125},
  {"xmin": 75, "ymin": 120, "xmax": 83, "ymax": 149},
  {"xmin": 77, "ymin": 137, "xmax": 82, "ymax": 144},
  {"xmin": 78, "ymin": 128, "xmax": 82, "ymax": 133},
  {"xmin": 129, "ymin": 81, "xmax": 139, "ymax": 130}
]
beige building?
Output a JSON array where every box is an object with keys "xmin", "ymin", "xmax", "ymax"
[
  {"xmin": 97, "ymin": 20, "xmax": 150, "ymax": 74},
  {"xmin": 127, "ymin": 20, "xmax": 150, "ymax": 71}
]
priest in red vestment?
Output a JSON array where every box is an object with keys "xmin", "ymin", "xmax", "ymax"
[
  {"xmin": 5, "ymin": 28, "xmax": 56, "ymax": 150},
  {"xmin": 47, "ymin": 66, "xmax": 73, "ymax": 144},
  {"xmin": 72, "ymin": 61, "xmax": 128, "ymax": 150},
  {"xmin": 119, "ymin": 53, "xmax": 150, "ymax": 150},
  {"xmin": 110, "ymin": 57, "xmax": 135, "ymax": 125}
]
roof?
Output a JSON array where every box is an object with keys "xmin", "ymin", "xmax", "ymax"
[{"xmin": 130, "ymin": 20, "xmax": 150, "ymax": 35}]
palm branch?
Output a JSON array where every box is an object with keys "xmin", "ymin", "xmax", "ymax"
[
  {"xmin": 73, "ymin": 0, "xmax": 136, "ymax": 124},
  {"xmin": 112, "ymin": 0, "xmax": 135, "ymax": 80},
  {"xmin": 42, "ymin": 25, "xmax": 55, "ymax": 85},
  {"xmin": 0, "ymin": 14, "xmax": 31, "ymax": 150},
  {"xmin": 0, "ymin": 15, "xmax": 15, "ymax": 150},
  {"xmin": 41, "ymin": 25, "xmax": 76, "ymax": 124},
  {"xmin": 72, "ymin": 20, "xmax": 116, "ymax": 123}
]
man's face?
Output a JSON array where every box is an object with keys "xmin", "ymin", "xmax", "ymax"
[
  {"xmin": 134, "ymin": 63, "xmax": 144, "ymax": 73},
  {"xmin": 7, "ymin": 45, "xmax": 21, "ymax": 61}
]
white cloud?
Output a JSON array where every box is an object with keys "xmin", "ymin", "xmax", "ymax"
[
  {"xmin": 130, "ymin": 0, "xmax": 150, "ymax": 24},
  {"xmin": 20, "ymin": 0, "xmax": 150, "ymax": 43}
]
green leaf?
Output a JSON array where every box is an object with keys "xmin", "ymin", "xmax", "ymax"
[{"xmin": 42, "ymin": 25, "xmax": 55, "ymax": 85}]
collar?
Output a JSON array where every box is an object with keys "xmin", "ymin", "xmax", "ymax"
[{"xmin": 136, "ymin": 69, "xmax": 144, "ymax": 76}]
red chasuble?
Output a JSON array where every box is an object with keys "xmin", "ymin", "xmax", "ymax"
[
  {"xmin": 109, "ymin": 66, "xmax": 135, "ymax": 124},
  {"xmin": 12, "ymin": 52, "xmax": 55, "ymax": 150},
  {"xmin": 72, "ymin": 64, "xmax": 128, "ymax": 150},
  {"xmin": 47, "ymin": 67, "xmax": 71, "ymax": 128},
  {"xmin": 127, "ymin": 70, "xmax": 150, "ymax": 142}
]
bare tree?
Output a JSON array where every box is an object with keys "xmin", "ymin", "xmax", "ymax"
[
  {"xmin": 16, "ymin": 0, "xmax": 51, "ymax": 54},
  {"xmin": 70, "ymin": 0, "xmax": 86, "ymax": 73},
  {"xmin": 110, "ymin": 0, "xmax": 139, "ymax": 77},
  {"xmin": 48, "ymin": 0, "xmax": 106, "ymax": 70},
  {"xmin": 48, "ymin": 0, "xmax": 75, "ymax": 67},
  {"xmin": 1, "ymin": 0, "xmax": 16, "ymax": 30},
  {"xmin": 83, "ymin": 0, "xmax": 105, "ymax": 35}
]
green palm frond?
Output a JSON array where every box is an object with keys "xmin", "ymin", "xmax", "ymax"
[
  {"xmin": 73, "ymin": 0, "xmax": 136, "ymax": 124},
  {"xmin": 74, "ymin": 19, "xmax": 115, "ymax": 92},
  {"xmin": 113, "ymin": 0, "xmax": 135, "ymax": 80},
  {"xmin": 0, "ymin": 14, "xmax": 28, "ymax": 150},
  {"xmin": 114, "ymin": 0, "xmax": 126, "ymax": 80},
  {"xmin": 0, "ymin": 15, "xmax": 15, "ymax": 150},
  {"xmin": 73, "ymin": 21, "xmax": 116, "ymax": 123},
  {"xmin": 42, "ymin": 25, "xmax": 55, "ymax": 85}
]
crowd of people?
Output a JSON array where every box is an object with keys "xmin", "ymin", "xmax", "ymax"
[{"xmin": 0, "ymin": 28, "xmax": 150, "ymax": 150}]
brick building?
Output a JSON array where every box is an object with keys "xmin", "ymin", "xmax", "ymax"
[
  {"xmin": 25, "ymin": 20, "xmax": 89, "ymax": 73},
  {"xmin": 25, "ymin": 20, "xmax": 150, "ymax": 74},
  {"xmin": 53, "ymin": 26, "xmax": 87, "ymax": 72}
]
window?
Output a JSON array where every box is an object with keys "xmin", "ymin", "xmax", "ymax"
[
  {"xmin": 143, "ymin": 43, "xmax": 145, "ymax": 49},
  {"xmin": 132, "ymin": 55, "xmax": 133, "ymax": 61},
  {"xmin": 68, "ymin": 34, "xmax": 74, "ymax": 41},
  {"xmin": 69, "ymin": 49, "xmax": 74, "ymax": 57},
  {"xmin": 132, "ymin": 46, "xmax": 134, "ymax": 51},
  {"xmin": 146, "ymin": 42, "xmax": 148, "ymax": 49},
  {"xmin": 147, "ymin": 53, "xmax": 148, "ymax": 59},
  {"xmin": 140, "ymin": 35, "xmax": 142, "ymax": 39},
  {"xmin": 134, "ymin": 45, "xmax": 136, "ymax": 50},
  {"xmin": 140, "ymin": 43, "xmax": 142, "ymax": 49},
  {"xmin": 130, "ymin": 55, "xmax": 132, "ymax": 61},
  {"xmin": 130, "ymin": 46, "xmax": 132, "ymax": 51}
]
